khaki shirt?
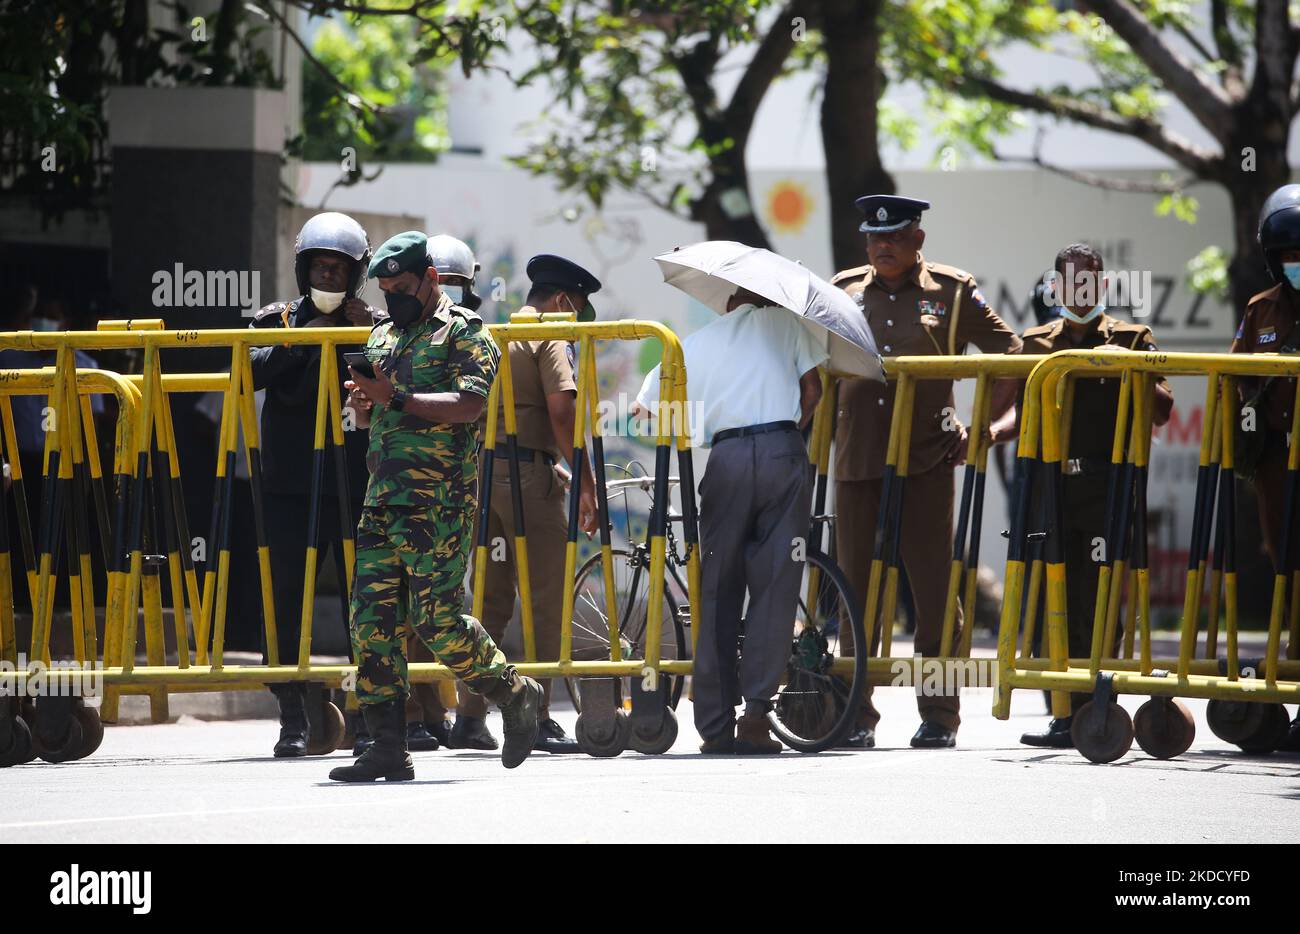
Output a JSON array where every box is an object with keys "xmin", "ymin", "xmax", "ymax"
[
  {"xmin": 1021, "ymin": 313, "xmax": 1166, "ymax": 462},
  {"xmin": 1230, "ymin": 284, "xmax": 1300, "ymax": 435},
  {"xmin": 489, "ymin": 306, "xmax": 577, "ymax": 461},
  {"xmin": 832, "ymin": 256, "xmax": 1022, "ymax": 480}
]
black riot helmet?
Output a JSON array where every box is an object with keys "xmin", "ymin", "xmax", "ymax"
[
  {"xmin": 1258, "ymin": 184, "xmax": 1300, "ymax": 288},
  {"xmin": 293, "ymin": 212, "xmax": 372, "ymax": 298},
  {"xmin": 426, "ymin": 234, "xmax": 482, "ymax": 310}
]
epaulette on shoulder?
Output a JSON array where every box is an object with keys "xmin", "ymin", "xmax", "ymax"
[
  {"xmin": 924, "ymin": 262, "xmax": 976, "ymax": 284},
  {"xmin": 830, "ymin": 265, "xmax": 870, "ymax": 286},
  {"xmin": 448, "ymin": 303, "xmax": 485, "ymax": 331},
  {"xmin": 1021, "ymin": 322, "xmax": 1059, "ymax": 339},
  {"xmin": 1247, "ymin": 284, "xmax": 1282, "ymax": 308},
  {"xmin": 250, "ymin": 300, "xmax": 295, "ymax": 327}
]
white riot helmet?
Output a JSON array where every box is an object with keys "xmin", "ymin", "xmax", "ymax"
[
  {"xmin": 427, "ymin": 234, "xmax": 482, "ymax": 310},
  {"xmin": 294, "ymin": 212, "xmax": 371, "ymax": 298}
]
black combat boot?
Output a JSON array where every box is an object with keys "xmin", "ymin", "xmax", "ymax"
[
  {"xmin": 427, "ymin": 718, "xmax": 453, "ymax": 747},
  {"xmin": 447, "ymin": 715, "xmax": 498, "ymax": 750},
  {"xmin": 406, "ymin": 721, "xmax": 441, "ymax": 752},
  {"xmin": 271, "ymin": 683, "xmax": 309, "ymax": 758},
  {"xmin": 485, "ymin": 668, "xmax": 542, "ymax": 769},
  {"xmin": 328, "ymin": 699, "xmax": 415, "ymax": 782},
  {"xmin": 350, "ymin": 711, "xmax": 373, "ymax": 757}
]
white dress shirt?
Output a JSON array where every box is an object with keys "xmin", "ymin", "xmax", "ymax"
[{"xmin": 636, "ymin": 303, "xmax": 828, "ymax": 447}]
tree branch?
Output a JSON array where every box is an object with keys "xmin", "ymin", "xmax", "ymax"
[
  {"xmin": 1079, "ymin": 0, "xmax": 1237, "ymax": 139},
  {"xmin": 1253, "ymin": 0, "xmax": 1299, "ymax": 118},
  {"xmin": 249, "ymin": 1, "xmax": 381, "ymax": 114},
  {"xmin": 995, "ymin": 132, "xmax": 1197, "ymax": 194},
  {"xmin": 957, "ymin": 73, "xmax": 1221, "ymax": 178},
  {"xmin": 722, "ymin": 1, "xmax": 806, "ymax": 141}
]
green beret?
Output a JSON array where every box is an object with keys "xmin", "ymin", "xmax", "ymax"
[{"xmin": 369, "ymin": 231, "xmax": 430, "ymax": 279}]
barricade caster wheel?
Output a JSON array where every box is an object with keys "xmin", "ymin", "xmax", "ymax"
[
  {"xmin": 576, "ymin": 709, "xmax": 631, "ymax": 758},
  {"xmin": 630, "ymin": 707, "xmax": 678, "ymax": 755},
  {"xmin": 1071, "ymin": 700, "xmax": 1133, "ymax": 763},
  {"xmin": 0, "ymin": 715, "xmax": 32, "ymax": 767},
  {"xmin": 1206, "ymin": 699, "xmax": 1274, "ymax": 746},
  {"xmin": 305, "ymin": 701, "xmax": 346, "ymax": 756},
  {"xmin": 32, "ymin": 711, "xmax": 84, "ymax": 764},
  {"xmin": 69, "ymin": 706, "xmax": 105, "ymax": 761},
  {"xmin": 1133, "ymin": 697, "xmax": 1194, "ymax": 760},
  {"xmin": 1236, "ymin": 703, "xmax": 1289, "ymax": 755}
]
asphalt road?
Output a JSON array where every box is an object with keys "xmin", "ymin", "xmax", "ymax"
[{"xmin": 4, "ymin": 685, "xmax": 1297, "ymax": 844}]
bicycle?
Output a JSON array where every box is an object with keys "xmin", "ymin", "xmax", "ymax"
[{"xmin": 567, "ymin": 463, "xmax": 866, "ymax": 754}]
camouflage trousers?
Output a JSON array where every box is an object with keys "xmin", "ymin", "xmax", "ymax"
[{"xmin": 350, "ymin": 504, "xmax": 508, "ymax": 705}]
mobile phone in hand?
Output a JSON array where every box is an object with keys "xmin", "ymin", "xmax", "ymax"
[{"xmin": 343, "ymin": 352, "xmax": 376, "ymax": 380}]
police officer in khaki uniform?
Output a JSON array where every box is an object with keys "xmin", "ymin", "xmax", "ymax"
[
  {"xmin": 447, "ymin": 254, "xmax": 600, "ymax": 754},
  {"xmin": 988, "ymin": 243, "xmax": 1173, "ymax": 747},
  {"xmin": 1230, "ymin": 185, "xmax": 1300, "ymax": 751},
  {"xmin": 832, "ymin": 195, "xmax": 1022, "ymax": 749}
]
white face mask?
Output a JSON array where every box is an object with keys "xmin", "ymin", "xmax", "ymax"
[
  {"xmin": 310, "ymin": 288, "xmax": 346, "ymax": 314},
  {"xmin": 31, "ymin": 317, "xmax": 59, "ymax": 332},
  {"xmin": 1059, "ymin": 303, "xmax": 1105, "ymax": 324},
  {"xmin": 441, "ymin": 285, "xmax": 464, "ymax": 305}
]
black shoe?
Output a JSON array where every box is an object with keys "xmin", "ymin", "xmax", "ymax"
[
  {"xmin": 1020, "ymin": 717, "xmax": 1075, "ymax": 748},
  {"xmin": 910, "ymin": 721, "xmax": 957, "ymax": 749},
  {"xmin": 328, "ymin": 699, "xmax": 415, "ymax": 782},
  {"xmin": 1280, "ymin": 715, "xmax": 1300, "ymax": 752},
  {"xmin": 840, "ymin": 727, "xmax": 876, "ymax": 749},
  {"xmin": 534, "ymin": 717, "xmax": 581, "ymax": 754},
  {"xmin": 447, "ymin": 715, "xmax": 498, "ymax": 750},
  {"xmin": 428, "ymin": 718, "xmax": 452, "ymax": 747},
  {"xmin": 271, "ymin": 684, "xmax": 309, "ymax": 758},
  {"xmin": 496, "ymin": 673, "xmax": 543, "ymax": 769},
  {"xmin": 406, "ymin": 721, "xmax": 441, "ymax": 752}
]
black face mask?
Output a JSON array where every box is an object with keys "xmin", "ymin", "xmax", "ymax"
[{"xmin": 386, "ymin": 278, "xmax": 429, "ymax": 329}]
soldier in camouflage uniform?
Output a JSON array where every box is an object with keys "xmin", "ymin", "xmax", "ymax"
[{"xmin": 328, "ymin": 231, "xmax": 542, "ymax": 782}]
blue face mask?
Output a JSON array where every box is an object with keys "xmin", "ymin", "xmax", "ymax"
[
  {"xmin": 1283, "ymin": 262, "xmax": 1300, "ymax": 290},
  {"xmin": 1058, "ymin": 303, "xmax": 1105, "ymax": 324}
]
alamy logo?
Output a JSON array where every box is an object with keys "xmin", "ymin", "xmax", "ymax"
[
  {"xmin": 1041, "ymin": 267, "xmax": 1153, "ymax": 318},
  {"xmin": 49, "ymin": 865, "xmax": 152, "ymax": 914},
  {"xmin": 151, "ymin": 263, "xmax": 261, "ymax": 317}
]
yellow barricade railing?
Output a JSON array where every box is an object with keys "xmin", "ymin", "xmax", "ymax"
[
  {"xmin": 0, "ymin": 321, "xmax": 697, "ymax": 724},
  {"xmin": 996, "ymin": 349, "xmax": 1300, "ymax": 762}
]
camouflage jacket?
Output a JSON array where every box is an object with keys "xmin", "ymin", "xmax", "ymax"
[{"xmin": 362, "ymin": 291, "xmax": 500, "ymax": 509}]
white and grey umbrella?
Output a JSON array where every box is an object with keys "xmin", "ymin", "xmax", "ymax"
[{"xmin": 653, "ymin": 240, "xmax": 884, "ymax": 381}]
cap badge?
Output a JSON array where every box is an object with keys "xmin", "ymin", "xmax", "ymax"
[
  {"xmin": 386, "ymin": 258, "xmax": 399, "ymax": 273},
  {"xmin": 876, "ymin": 207, "xmax": 888, "ymax": 222}
]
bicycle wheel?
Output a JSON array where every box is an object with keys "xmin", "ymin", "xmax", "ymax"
[
  {"xmin": 768, "ymin": 549, "xmax": 865, "ymax": 753},
  {"xmin": 565, "ymin": 547, "xmax": 687, "ymax": 712}
]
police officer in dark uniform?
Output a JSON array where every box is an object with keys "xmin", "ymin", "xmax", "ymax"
[
  {"xmin": 989, "ymin": 243, "xmax": 1174, "ymax": 747},
  {"xmin": 1231, "ymin": 185, "xmax": 1300, "ymax": 751},
  {"xmin": 832, "ymin": 195, "xmax": 1022, "ymax": 750},
  {"xmin": 249, "ymin": 212, "xmax": 378, "ymax": 757}
]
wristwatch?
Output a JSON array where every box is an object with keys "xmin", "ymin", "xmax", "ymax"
[{"xmin": 389, "ymin": 389, "xmax": 409, "ymax": 412}]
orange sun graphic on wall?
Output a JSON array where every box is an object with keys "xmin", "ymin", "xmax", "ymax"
[{"xmin": 766, "ymin": 180, "xmax": 813, "ymax": 233}]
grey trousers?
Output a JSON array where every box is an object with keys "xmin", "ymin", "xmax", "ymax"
[{"xmin": 694, "ymin": 426, "xmax": 812, "ymax": 741}]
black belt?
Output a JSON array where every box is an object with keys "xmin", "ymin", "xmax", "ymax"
[
  {"xmin": 712, "ymin": 420, "xmax": 799, "ymax": 446},
  {"xmin": 493, "ymin": 443, "xmax": 555, "ymax": 466}
]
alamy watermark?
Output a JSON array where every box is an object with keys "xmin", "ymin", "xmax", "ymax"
[
  {"xmin": 888, "ymin": 653, "xmax": 997, "ymax": 696},
  {"xmin": 0, "ymin": 654, "xmax": 103, "ymax": 698},
  {"xmin": 1041, "ymin": 267, "xmax": 1153, "ymax": 318},
  {"xmin": 151, "ymin": 263, "xmax": 261, "ymax": 317}
]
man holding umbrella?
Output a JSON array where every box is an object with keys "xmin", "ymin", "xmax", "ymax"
[{"xmin": 640, "ymin": 242, "xmax": 881, "ymax": 754}]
